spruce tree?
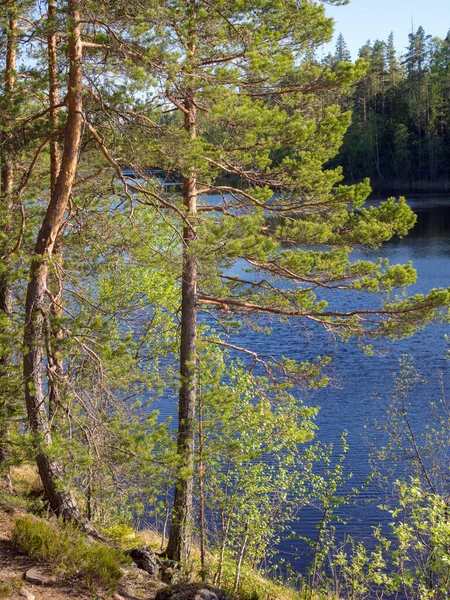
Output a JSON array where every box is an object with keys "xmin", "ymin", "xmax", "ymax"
[{"xmin": 335, "ymin": 32, "xmax": 352, "ymax": 62}]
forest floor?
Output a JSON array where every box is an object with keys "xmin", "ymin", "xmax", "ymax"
[{"xmin": 0, "ymin": 505, "xmax": 159, "ymax": 600}]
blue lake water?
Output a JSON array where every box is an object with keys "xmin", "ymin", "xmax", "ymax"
[
  {"xmin": 156, "ymin": 194, "xmax": 450, "ymax": 574},
  {"xmin": 277, "ymin": 194, "xmax": 450, "ymax": 572}
]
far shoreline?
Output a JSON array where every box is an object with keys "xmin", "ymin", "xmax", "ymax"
[{"xmin": 357, "ymin": 179, "xmax": 450, "ymax": 196}]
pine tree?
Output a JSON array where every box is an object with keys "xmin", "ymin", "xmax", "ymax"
[
  {"xmin": 0, "ymin": 0, "xmax": 18, "ymax": 488},
  {"xmin": 22, "ymin": 0, "xmax": 92, "ymax": 525},
  {"xmin": 82, "ymin": 2, "xmax": 450, "ymax": 561},
  {"xmin": 4, "ymin": 1, "xmax": 450, "ymax": 566},
  {"xmin": 429, "ymin": 31, "xmax": 450, "ymax": 179},
  {"xmin": 336, "ymin": 27, "xmax": 450, "ymax": 186},
  {"xmin": 85, "ymin": 0, "xmax": 357, "ymax": 562}
]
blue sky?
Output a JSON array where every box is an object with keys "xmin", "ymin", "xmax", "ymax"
[{"xmin": 322, "ymin": 0, "xmax": 450, "ymax": 59}]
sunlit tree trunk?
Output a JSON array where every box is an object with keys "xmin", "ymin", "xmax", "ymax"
[
  {"xmin": 166, "ymin": 4, "xmax": 198, "ymax": 559},
  {"xmin": 0, "ymin": 5, "xmax": 17, "ymax": 490},
  {"xmin": 166, "ymin": 91, "xmax": 198, "ymax": 562},
  {"xmin": 197, "ymin": 390, "xmax": 206, "ymax": 579},
  {"xmin": 46, "ymin": 0, "xmax": 64, "ymax": 428},
  {"xmin": 23, "ymin": 0, "xmax": 87, "ymax": 524}
]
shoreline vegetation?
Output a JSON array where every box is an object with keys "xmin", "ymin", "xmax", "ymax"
[
  {"xmin": 0, "ymin": 476, "xmax": 320, "ymax": 600},
  {"xmin": 362, "ymin": 179, "xmax": 450, "ymax": 195},
  {"xmin": 1, "ymin": 1, "xmax": 450, "ymax": 599},
  {"xmin": 218, "ymin": 172, "xmax": 450, "ymax": 195}
]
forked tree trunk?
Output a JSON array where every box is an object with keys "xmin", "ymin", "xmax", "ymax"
[
  {"xmin": 166, "ymin": 90, "xmax": 198, "ymax": 561},
  {"xmin": 0, "ymin": 8, "xmax": 17, "ymax": 488},
  {"xmin": 23, "ymin": 0, "xmax": 87, "ymax": 523}
]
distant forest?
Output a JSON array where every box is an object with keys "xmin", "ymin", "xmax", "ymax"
[{"xmin": 329, "ymin": 28, "xmax": 450, "ymax": 192}]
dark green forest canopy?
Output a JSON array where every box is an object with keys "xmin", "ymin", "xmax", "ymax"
[{"xmin": 330, "ymin": 27, "xmax": 450, "ymax": 189}]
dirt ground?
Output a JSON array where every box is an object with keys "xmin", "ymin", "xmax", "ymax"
[{"xmin": 0, "ymin": 506, "xmax": 159, "ymax": 600}]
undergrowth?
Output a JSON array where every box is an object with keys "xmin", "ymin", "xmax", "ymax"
[
  {"xmin": 12, "ymin": 515, "xmax": 131, "ymax": 591},
  {"xmin": 0, "ymin": 579, "xmax": 22, "ymax": 599},
  {"xmin": 136, "ymin": 528, "xmax": 335, "ymax": 600}
]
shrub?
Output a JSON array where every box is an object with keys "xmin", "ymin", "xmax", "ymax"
[
  {"xmin": 12, "ymin": 515, "xmax": 130, "ymax": 591},
  {"xmin": 81, "ymin": 544, "xmax": 127, "ymax": 590},
  {"xmin": 101, "ymin": 522, "xmax": 141, "ymax": 549},
  {"xmin": 12, "ymin": 515, "xmax": 78, "ymax": 567}
]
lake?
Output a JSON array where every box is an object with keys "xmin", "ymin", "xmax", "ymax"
[
  {"xmin": 155, "ymin": 193, "xmax": 450, "ymax": 575},
  {"xmin": 275, "ymin": 194, "xmax": 450, "ymax": 572}
]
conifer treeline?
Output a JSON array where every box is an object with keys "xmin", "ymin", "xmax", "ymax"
[
  {"xmin": 2, "ymin": 2, "xmax": 450, "ymax": 587},
  {"xmin": 331, "ymin": 28, "xmax": 450, "ymax": 191}
]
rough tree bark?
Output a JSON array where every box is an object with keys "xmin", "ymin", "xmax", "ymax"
[
  {"xmin": 23, "ymin": 0, "xmax": 88, "ymax": 524},
  {"xmin": 0, "ymin": 6, "xmax": 17, "ymax": 490},
  {"xmin": 166, "ymin": 20, "xmax": 198, "ymax": 559},
  {"xmin": 46, "ymin": 0, "xmax": 64, "ymax": 428},
  {"xmin": 47, "ymin": 0, "xmax": 60, "ymax": 196}
]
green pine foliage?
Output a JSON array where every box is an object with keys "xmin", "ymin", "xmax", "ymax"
[{"xmin": 1, "ymin": 2, "xmax": 450, "ymax": 597}]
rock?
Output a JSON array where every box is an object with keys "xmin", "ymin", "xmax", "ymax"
[
  {"xmin": 23, "ymin": 567, "xmax": 56, "ymax": 586},
  {"xmin": 114, "ymin": 591, "xmax": 150, "ymax": 600},
  {"xmin": 155, "ymin": 583, "xmax": 231, "ymax": 600},
  {"xmin": 117, "ymin": 582, "xmax": 140, "ymax": 598},
  {"xmin": 159, "ymin": 559, "xmax": 185, "ymax": 585},
  {"xmin": 126, "ymin": 545, "xmax": 187, "ymax": 585},
  {"xmin": 20, "ymin": 589, "xmax": 35, "ymax": 600},
  {"xmin": 126, "ymin": 546, "xmax": 161, "ymax": 578}
]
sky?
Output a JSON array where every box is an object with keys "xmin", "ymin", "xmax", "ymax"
[{"xmin": 322, "ymin": 0, "xmax": 450, "ymax": 60}]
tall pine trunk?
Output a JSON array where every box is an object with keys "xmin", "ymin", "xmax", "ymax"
[
  {"xmin": 166, "ymin": 87, "xmax": 198, "ymax": 562},
  {"xmin": 23, "ymin": 0, "xmax": 86, "ymax": 523},
  {"xmin": 46, "ymin": 0, "xmax": 64, "ymax": 428},
  {"xmin": 0, "ymin": 7, "xmax": 17, "ymax": 488}
]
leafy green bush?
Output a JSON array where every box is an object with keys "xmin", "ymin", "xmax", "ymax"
[
  {"xmin": 101, "ymin": 522, "xmax": 141, "ymax": 549},
  {"xmin": 12, "ymin": 515, "xmax": 130, "ymax": 591},
  {"xmin": 80, "ymin": 543, "xmax": 126, "ymax": 590}
]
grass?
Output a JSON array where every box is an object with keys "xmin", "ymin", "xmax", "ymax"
[
  {"xmin": 12, "ymin": 515, "xmax": 131, "ymax": 592},
  {"xmin": 0, "ymin": 489, "xmax": 28, "ymax": 512},
  {"xmin": 10, "ymin": 465, "xmax": 43, "ymax": 498},
  {"xmin": 0, "ymin": 464, "xmax": 46, "ymax": 515},
  {"xmin": 0, "ymin": 579, "xmax": 22, "ymax": 599}
]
